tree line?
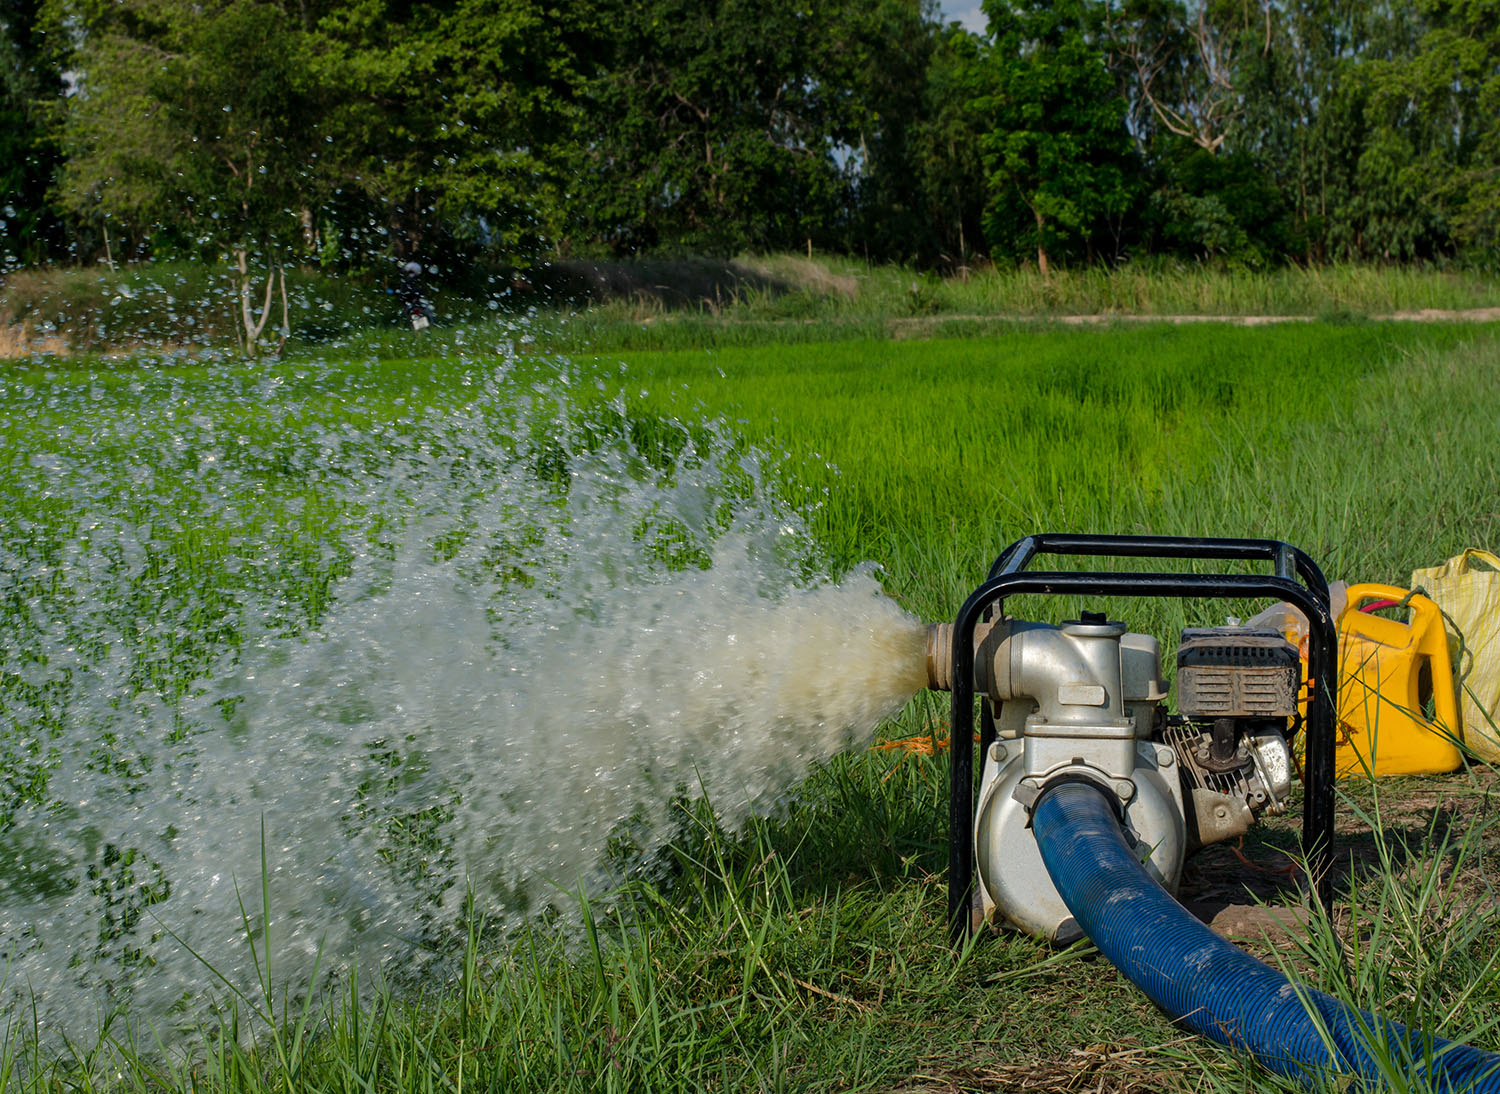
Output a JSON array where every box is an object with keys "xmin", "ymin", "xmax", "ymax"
[{"xmin": 3, "ymin": 0, "xmax": 1497, "ymax": 280}]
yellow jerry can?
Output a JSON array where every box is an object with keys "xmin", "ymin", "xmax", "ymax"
[{"xmin": 1328, "ymin": 583, "xmax": 1463, "ymax": 777}]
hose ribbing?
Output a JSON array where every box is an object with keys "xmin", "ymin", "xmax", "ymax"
[{"xmin": 1032, "ymin": 781, "xmax": 1500, "ymax": 1091}]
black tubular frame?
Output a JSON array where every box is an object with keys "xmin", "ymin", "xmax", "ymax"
[{"xmin": 947, "ymin": 534, "xmax": 1338, "ymax": 946}]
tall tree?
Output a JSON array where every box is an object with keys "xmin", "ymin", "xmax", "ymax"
[
  {"xmin": 1231, "ymin": 0, "xmax": 1433, "ymax": 262},
  {"xmin": 1362, "ymin": 0, "xmax": 1500, "ymax": 259},
  {"xmin": 307, "ymin": 0, "xmax": 597, "ymax": 263},
  {"xmin": 576, "ymin": 0, "xmax": 860, "ymax": 255},
  {"xmin": 839, "ymin": 0, "xmax": 938, "ymax": 263},
  {"xmin": 849, "ymin": 11, "xmax": 994, "ymax": 267},
  {"xmin": 0, "ymin": 0, "xmax": 65, "ymax": 267},
  {"xmin": 905, "ymin": 24, "xmax": 994, "ymax": 266},
  {"xmin": 56, "ymin": 0, "xmax": 332, "ymax": 350},
  {"xmin": 48, "ymin": 2, "xmax": 317, "ymax": 344},
  {"xmin": 50, "ymin": 0, "xmax": 595, "ymax": 338},
  {"xmin": 976, "ymin": 0, "xmax": 1137, "ymax": 272}
]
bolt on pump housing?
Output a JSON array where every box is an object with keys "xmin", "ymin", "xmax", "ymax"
[{"xmin": 927, "ymin": 535, "xmax": 1338, "ymax": 945}]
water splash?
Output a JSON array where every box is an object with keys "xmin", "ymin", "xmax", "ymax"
[{"xmin": 0, "ymin": 345, "xmax": 927, "ymax": 1042}]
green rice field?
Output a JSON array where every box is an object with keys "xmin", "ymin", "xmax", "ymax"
[
  {"xmin": 3, "ymin": 316, "xmax": 1500, "ymax": 1091},
  {"xmin": 610, "ymin": 323, "xmax": 1500, "ymax": 610}
]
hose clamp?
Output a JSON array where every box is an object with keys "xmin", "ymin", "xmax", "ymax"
[{"xmin": 1013, "ymin": 764, "xmax": 1133, "ymax": 824}]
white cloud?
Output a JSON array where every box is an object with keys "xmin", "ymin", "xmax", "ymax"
[{"xmin": 939, "ymin": 1, "xmax": 987, "ymax": 33}]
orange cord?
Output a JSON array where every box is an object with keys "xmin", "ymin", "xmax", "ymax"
[
  {"xmin": 871, "ymin": 729, "xmax": 982, "ymax": 781},
  {"xmin": 870, "ymin": 729, "xmax": 982, "ymax": 756}
]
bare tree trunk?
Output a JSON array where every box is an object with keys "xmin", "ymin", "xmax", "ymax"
[
  {"xmin": 1107, "ymin": 0, "xmax": 1259, "ymax": 155},
  {"xmin": 235, "ymin": 247, "xmax": 276, "ymax": 357},
  {"xmin": 231, "ymin": 289, "xmax": 245, "ymax": 356},
  {"xmin": 1035, "ymin": 209, "xmax": 1050, "ymax": 278},
  {"xmin": 274, "ymin": 264, "xmax": 290, "ymax": 358}
]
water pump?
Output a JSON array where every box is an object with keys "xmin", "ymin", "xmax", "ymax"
[
  {"xmin": 919, "ymin": 536, "xmax": 1500, "ymax": 1089},
  {"xmin": 924, "ymin": 534, "xmax": 1339, "ymax": 942},
  {"xmin": 926, "ymin": 612, "xmax": 1299, "ymax": 939}
]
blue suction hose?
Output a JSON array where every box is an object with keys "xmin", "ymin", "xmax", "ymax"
[{"xmin": 1031, "ymin": 780, "xmax": 1500, "ymax": 1091}]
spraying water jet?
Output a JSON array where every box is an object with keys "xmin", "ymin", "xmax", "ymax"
[{"xmin": 0, "ymin": 356, "xmax": 933, "ymax": 1046}]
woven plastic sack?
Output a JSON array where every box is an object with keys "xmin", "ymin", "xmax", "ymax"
[{"xmin": 1412, "ymin": 549, "xmax": 1500, "ymax": 761}]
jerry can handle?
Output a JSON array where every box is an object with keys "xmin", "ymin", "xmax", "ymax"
[
  {"xmin": 1345, "ymin": 582, "xmax": 1420, "ymax": 615},
  {"xmin": 1344, "ymin": 583, "xmax": 1462, "ymax": 737}
]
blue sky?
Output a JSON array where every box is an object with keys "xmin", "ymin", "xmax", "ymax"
[{"xmin": 939, "ymin": 1, "xmax": 986, "ymax": 32}]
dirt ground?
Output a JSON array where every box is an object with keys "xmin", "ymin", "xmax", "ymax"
[{"xmin": 1180, "ymin": 764, "xmax": 1500, "ymax": 946}]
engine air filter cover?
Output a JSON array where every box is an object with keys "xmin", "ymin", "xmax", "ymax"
[{"xmin": 1177, "ymin": 627, "xmax": 1299, "ymax": 718}]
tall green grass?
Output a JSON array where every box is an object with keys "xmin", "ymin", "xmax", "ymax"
[
  {"xmin": 605, "ymin": 322, "xmax": 1499, "ymax": 630},
  {"xmin": 3, "ymin": 322, "xmax": 1500, "ymax": 1091},
  {"xmin": 551, "ymin": 252, "xmax": 1500, "ymax": 321},
  {"xmin": 1189, "ymin": 765, "xmax": 1500, "ymax": 1094}
]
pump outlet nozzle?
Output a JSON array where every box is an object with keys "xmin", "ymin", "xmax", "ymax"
[
  {"xmin": 924, "ymin": 620, "xmax": 998, "ymax": 693},
  {"xmin": 924, "ymin": 622, "xmax": 955, "ymax": 691}
]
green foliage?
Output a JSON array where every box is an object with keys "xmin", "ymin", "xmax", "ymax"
[
  {"xmin": 974, "ymin": 0, "xmax": 1137, "ymax": 271},
  {"xmin": 1221, "ymin": 1, "xmax": 1409, "ymax": 262},
  {"xmin": 48, "ymin": 0, "xmax": 594, "ymax": 269},
  {"xmin": 307, "ymin": 0, "xmax": 595, "ymax": 263},
  {"xmin": 574, "ymin": 0, "xmax": 868, "ymax": 256},
  {"xmin": 153, "ymin": 2, "xmax": 322, "ymax": 253},
  {"xmin": 1149, "ymin": 144, "xmax": 1299, "ymax": 266},
  {"xmin": 0, "ymin": 0, "xmax": 1497, "ymax": 272},
  {"xmin": 1102, "ymin": 0, "xmax": 1500, "ymax": 267},
  {"xmin": 0, "ymin": 0, "xmax": 65, "ymax": 268},
  {"xmin": 832, "ymin": 3, "xmax": 991, "ymax": 267},
  {"xmin": 50, "ymin": 1, "xmax": 316, "ymax": 257},
  {"xmin": 1361, "ymin": 0, "xmax": 1500, "ymax": 260},
  {"xmin": 866, "ymin": 21, "xmax": 994, "ymax": 267}
]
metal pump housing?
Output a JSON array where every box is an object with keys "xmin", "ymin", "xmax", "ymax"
[
  {"xmin": 926, "ymin": 615, "xmax": 1293, "ymax": 939},
  {"xmin": 924, "ymin": 534, "xmax": 1337, "ymax": 945}
]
